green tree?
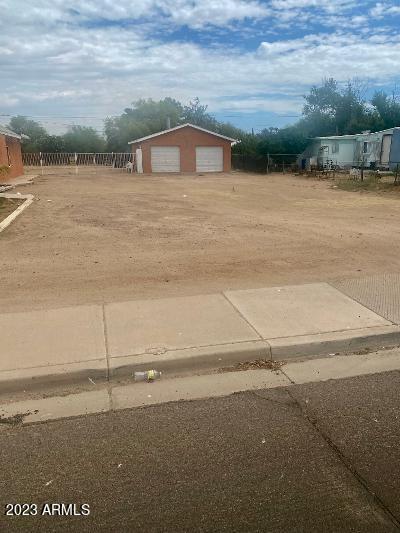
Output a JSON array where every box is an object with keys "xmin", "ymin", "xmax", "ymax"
[
  {"xmin": 231, "ymin": 132, "xmax": 258, "ymax": 155},
  {"xmin": 105, "ymin": 98, "xmax": 184, "ymax": 151},
  {"xmin": 181, "ymin": 97, "xmax": 243, "ymax": 140},
  {"xmin": 371, "ymin": 90, "xmax": 400, "ymax": 129},
  {"xmin": 301, "ymin": 78, "xmax": 339, "ymax": 136},
  {"xmin": 182, "ymin": 97, "xmax": 217, "ymax": 129},
  {"xmin": 303, "ymin": 78, "xmax": 340, "ymax": 118},
  {"xmin": 301, "ymin": 78, "xmax": 375, "ymax": 136},
  {"xmin": 335, "ymin": 81, "xmax": 372, "ymax": 134},
  {"xmin": 245, "ymin": 126, "xmax": 308, "ymax": 158},
  {"xmin": 39, "ymin": 135, "xmax": 66, "ymax": 153},
  {"xmin": 7, "ymin": 116, "xmax": 48, "ymax": 152},
  {"xmin": 62, "ymin": 126, "xmax": 105, "ymax": 153},
  {"xmin": 104, "ymin": 97, "xmax": 243, "ymax": 151},
  {"xmin": 14, "ymin": 84, "xmax": 400, "ymax": 160}
]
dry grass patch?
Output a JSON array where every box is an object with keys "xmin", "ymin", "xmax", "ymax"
[{"xmin": 334, "ymin": 174, "xmax": 400, "ymax": 194}]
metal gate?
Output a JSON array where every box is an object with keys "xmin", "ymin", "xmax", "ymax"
[{"xmin": 22, "ymin": 152, "xmax": 133, "ymax": 169}]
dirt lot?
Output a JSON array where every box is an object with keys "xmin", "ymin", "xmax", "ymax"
[
  {"xmin": 1, "ymin": 169, "xmax": 400, "ymax": 313},
  {"xmin": 0, "ymin": 198, "xmax": 22, "ymax": 223}
]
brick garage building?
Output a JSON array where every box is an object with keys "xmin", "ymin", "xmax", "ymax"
[
  {"xmin": 129, "ymin": 123, "xmax": 237, "ymax": 173},
  {"xmin": 0, "ymin": 126, "xmax": 24, "ymax": 180}
]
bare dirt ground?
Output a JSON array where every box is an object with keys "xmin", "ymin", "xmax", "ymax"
[
  {"xmin": 1, "ymin": 168, "xmax": 400, "ymax": 313},
  {"xmin": 0, "ymin": 198, "xmax": 22, "ymax": 223}
]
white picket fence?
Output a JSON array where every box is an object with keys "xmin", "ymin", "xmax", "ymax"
[{"xmin": 23, "ymin": 152, "xmax": 134, "ymax": 169}]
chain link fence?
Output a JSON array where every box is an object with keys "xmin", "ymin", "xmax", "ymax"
[{"xmin": 232, "ymin": 153, "xmax": 299, "ymax": 173}]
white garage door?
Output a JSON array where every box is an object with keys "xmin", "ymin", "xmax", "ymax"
[
  {"xmin": 196, "ymin": 147, "xmax": 223, "ymax": 172},
  {"xmin": 151, "ymin": 146, "xmax": 180, "ymax": 172}
]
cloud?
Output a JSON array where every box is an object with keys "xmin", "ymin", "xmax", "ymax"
[
  {"xmin": 6, "ymin": 28, "xmax": 400, "ymax": 106},
  {"xmin": 0, "ymin": 0, "xmax": 373, "ymax": 32},
  {"xmin": 161, "ymin": 0, "xmax": 270, "ymax": 27},
  {"xmin": 1, "ymin": 0, "xmax": 400, "ymax": 132},
  {"xmin": 1, "ymin": 95, "xmax": 20, "ymax": 107},
  {"xmin": 4, "ymin": 0, "xmax": 270, "ymax": 28},
  {"xmin": 270, "ymin": 0, "xmax": 354, "ymax": 10},
  {"xmin": 216, "ymin": 96, "xmax": 303, "ymax": 114},
  {"xmin": 27, "ymin": 90, "xmax": 94, "ymax": 102},
  {"xmin": 370, "ymin": 2, "xmax": 400, "ymax": 17}
]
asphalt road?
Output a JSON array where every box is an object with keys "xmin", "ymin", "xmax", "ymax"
[{"xmin": 1, "ymin": 371, "xmax": 400, "ymax": 532}]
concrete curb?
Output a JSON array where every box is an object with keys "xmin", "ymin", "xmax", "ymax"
[
  {"xmin": 0, "ymin": 193, "xmax": 34, "ymax": 233},
  {"xmin": 0, "ymin": 341, "xmax": 272, "ymax": 393},
  {"xmin": 2, "ymin": 327, "xmax": 400, "ymax": 393},
  {"xmin": 0, "ymin": 360, "xmax": 108, "ymax": 394},
  {"xmin": 2, "ymin": 349, "xmax": 400, "ymax": 425},
  {"xmin": 1, "ymin": 282, "xmax": 400, "ymax": 393},
  {"xmin": 109, "ymin": 340, "xmax": 272, "ymax": 378},
  {"xmin": 269, "ymin": 325, "xmax": 400, "ymax": 359},
  {"xmin": 0, "ymin": 370, "xmax": 288, "ymax": 425}
]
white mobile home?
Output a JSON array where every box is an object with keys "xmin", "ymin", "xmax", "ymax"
[{"xmin": 299, "ymin": 127, "xmax": 400, "ymax": 170}]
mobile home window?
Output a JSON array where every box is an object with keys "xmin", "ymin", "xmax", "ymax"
[
  {"xmin": 332, "ymin": 142, "xmax": 339, "ymax": 153},
  {"xmin": 363, "ymin": 141, "xmax": 369, "ymax": 153}
]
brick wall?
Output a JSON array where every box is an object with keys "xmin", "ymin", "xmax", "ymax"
[
  {"xmin": 131, "ymin": 126, "xmax": 232, "ymax": 173},
  {"xmin": 0, "ymin": 134, "xmax": 24, "ymax": 180}
]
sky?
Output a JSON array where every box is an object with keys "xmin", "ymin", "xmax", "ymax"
[{"xmin": 1, "ymin": 0, "xmax": 400, "ymax": 134}]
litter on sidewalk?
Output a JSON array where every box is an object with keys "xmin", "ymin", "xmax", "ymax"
[{"xmin": 134, "ymin": 370, "xmax": 162, "ymax": 382}]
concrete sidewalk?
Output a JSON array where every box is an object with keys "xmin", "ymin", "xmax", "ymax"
[{"xmin": 1, "ymin": 281, "xmax": 400, "ymax": 390}]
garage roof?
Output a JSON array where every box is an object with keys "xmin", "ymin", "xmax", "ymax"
[
  {"xmin": 128, "ymin": 123, "xmax": 237, "ymax": 144},
  {"xmin": 0, "ymin": 125, "xmax": 22, "ymax": 139}
]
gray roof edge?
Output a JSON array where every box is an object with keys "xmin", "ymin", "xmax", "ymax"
[
  {"xmin": 128, "ymin": 123, "xmax": 238, "ymax": 144},
  {"xmin": 314, "ymin": 127, "xmax": 399, "ymax": 140},
  {"xmin": 0, "ymin": 125, "xmax": 22, "ymax": 139}
]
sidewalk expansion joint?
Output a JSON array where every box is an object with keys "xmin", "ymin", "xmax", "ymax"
[
  {"xmin": 221, "ymin": 292, "xmax": 272, "ymax": 358},
  {"xmin": 101, "ymin": 304, "xmax": 111, "ymax": 380},
  {"xmin": 106, "ymin": 384, "xmax": 114, "ymax": 411}
]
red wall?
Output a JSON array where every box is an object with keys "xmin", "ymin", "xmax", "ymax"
[
  {"xmin": 0, "ymin": 134, "xmax": 24, "ymax": 180},
  {"xmin": 131, "ymin": 126, "xmax": 232, "ymax": 173}
]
